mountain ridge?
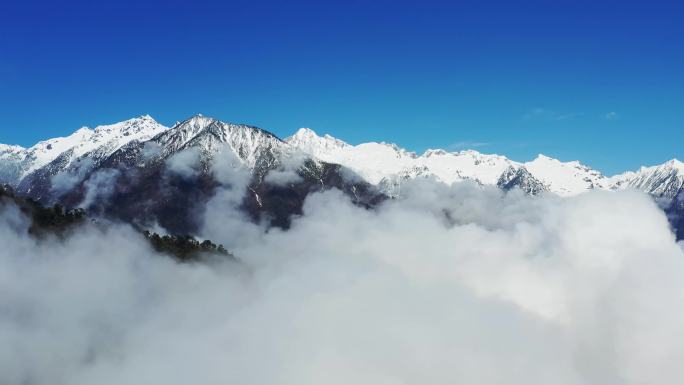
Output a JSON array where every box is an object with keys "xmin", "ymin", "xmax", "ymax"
[
  {"xmin": 286, "ymin": 126, "xmax": 678, "ymax": 198},
  {"xmin": 2, "ymin": 114, "xmax": 683, "ymax": 238},
  {"xmin": 1, "ymin": 115, "xmax": 382, "ymax": 234},
  {"xmin": 2, "ymin": 115, "xmax": 682, "ymax": 199}
]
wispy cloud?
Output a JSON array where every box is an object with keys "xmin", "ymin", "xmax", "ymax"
[
  {"xmin": 604, "ymin": 111, "xmax": 619, "ymax": 120},
  {"xmin": 449, "ymin": 141, "xmax": 491, "ymax": 150},
  {"xmin": 523, "ymin": 108, "xmax": 583, "ymax": 121}
]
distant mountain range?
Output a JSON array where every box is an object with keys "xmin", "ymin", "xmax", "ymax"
[
  {"xmin": 2, "ymin": 114, "xmax": 683, "ymax": 237},
  {"xmin": 286, "ymin": 127, "xmax": 684, "ymax": 198}
]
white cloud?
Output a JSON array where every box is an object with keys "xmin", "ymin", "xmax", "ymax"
[
  {"xmin": 50, "ymin": 158, "xmax": 94, "ymax": 196},
  {"xmin": 2, "ymin": 179, "xmax": 684, "ymax": 384},
  {"xmin": 200, "ymin": 146, "xmax": 263, "ymax": 246},
  {"xmin": 263, "ymin": 169, "xmax": 303, "ymax": 186},
  {"xmin": 604, "ymin": 112, "xmax": 619, "ymax": 120},
  {"xmin": 165, "ymin": 148, "xmax": 201, "ymax": 179},
  {"xmin": 449, "ymin": 141, "xmax": 490, "ymax": 150},
  {"xmin": 80, "ymin": 168, "xmax": 121, "ymax": 209},
  {"xmin": 524, "ymin": 108, "xmax": 582, "ymax": 121},
  {"xmin": 141, "ymin": 141, "xmax": 162, "ymax": 160}
]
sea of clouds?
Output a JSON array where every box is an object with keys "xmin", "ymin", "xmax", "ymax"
[{"xmin": 2, "ymin": 156, "xmax": 684, "ymax": 385}]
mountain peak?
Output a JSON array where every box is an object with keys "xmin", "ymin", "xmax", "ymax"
[
  {"xmin": 179, "ymin": 114, "xmax": 216, "ymax": 126},
  {"xmin": 611, "ymin": 158, "xmax": 684, "ymax": 198},
  {"xmin": 138, "ymin": 114, "xmax": 155, "ymax": 121},
  {"xmin": 167, "ymin": 115, "xmax": 221, "ymax": 139},
  {"xmin": 74, "ymin": 126, "xmax": 94, "ymax": 135},
  {"xmin": 533, "ymin": 153, "xmax": 555, "ymax": 162},
  {"xmin": 664, "ymin": 158, "xmax": 684, "ymax": 171},
  {"xmin": 291, "ymin": 127, "xmax": 319, "ymax": 139},
  {"xmin": 286, "ymin": 128, "xmax": 350, "ymax": 154},
  {"xmin": 524, "ymin": 154, "xmax": 605, "ymax": 196},
  {"xmin": 621, "ymin": 159, "xmax": 684, "ymax": 178},
  {"xmin": 93, "ymin": 115, "xmax": 164, "ymax": 134}
]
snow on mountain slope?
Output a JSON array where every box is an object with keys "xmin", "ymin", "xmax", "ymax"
[
  {"xmin": 286, "ymin": 128, "xmax": 350, "ymax": 155},
  {"xmin": 140, "ymin": 114, "xmax": 290, "ymax": 171},
  {"xmin": 4, "ymin": 115, "xmax": 167, "ymax": 183},
  {"xmin": 22, "ymin": 126, "xmax": 96, "ymax": 176},
  {"xmin": 0, "ymin": 144, "xmax": 27, "ymax": 185},
  {"xmin": 69, "ymin": 115, "xmax": 167, "ymax": 164},
  {"xmin": 609, "ymin": 159, "xmax": 684, "ymax": 198},
  {"xmin": 286, "ymin": 129, "xmax": 631, "ymax": 197},
  {"xmin": 286, "ymin": 128, "xmax": 517, "ymax": 187},
  {"xmin": 524, "ymin": 154, "xmax": 608, "ymax": 196},
  {"xmin": 419, "ymin": 149, "xmax": 517, "ymax": 185},
  {"xmin": 288, "ymin": 128, "xmax": 418, "ymax": 184}
]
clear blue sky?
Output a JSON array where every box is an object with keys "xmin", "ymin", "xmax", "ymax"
[{"xmin": 0, "ymin": 0, "xmax": 682, "ymax": 174}]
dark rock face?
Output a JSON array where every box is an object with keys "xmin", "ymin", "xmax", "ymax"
[
  {"xmin": 53, "ymin": 155, "xmax": 384, "ymax": 236},
  {"xmin": 665, "ymin": 190, "xmax": 684, "ymax": 240},
  {"xmin": 244, "ymin": 160, "xmax": 385, "ymax": 229},
  {"xmin": 497, "ymin": 166, "xmax": 546, "ymax": 196}
]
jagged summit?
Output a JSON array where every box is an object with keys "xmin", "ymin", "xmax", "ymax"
[
  {"xmin": 172, "ymin": 114, "xmax": 281, "ymax": 139},
  {"xmin": 609, "ymin": 158, "xmax": 684, "ymax": 198},
  {"xmin": 289, "ymin": 127, "xmax": 320, "ymax": 140},
  {"xmin": 533, "ymin": 153, "xmax": 555, "ymax": 161},
  {"xmin": 131, "ymin": 114, "xmax": 289, "ymax": 171},
  {"xmin": 286, "ymin": 128, "xmax": 350, "ymax": 153},
  {"xmin": 173, "ymin": 113, "xmax": 213, "ymax": 127},
  {"xmin": 664, "ymin": 158, "xmax": 684, "ymax": 171}
]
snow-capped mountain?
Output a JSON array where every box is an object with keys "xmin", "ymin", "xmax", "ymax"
[
  {"xmin": 0, "ymin": 115, "xmax": 167, "ymax": 187},
  {"xmin": 523, "ymin": 154, "xmax": 608, "ymax": 195},
  {"xmin": 609, "ymin": 159, "xmax": 684, "ymax": 199},
  {"xmin": 287, "ymin": 128, "xmax": 526, "ymax": 195},
  {"xmin": 4, "ymin": 116, "xmax": 682, "ymax": 200},
  {"xmin": 1, "ymin": 114, "xmax": 683, "ymax": 236},
  {"xmin": 4, "ymin": 117, "xmax": 682, "ymax": 199},
  {"xmin": 1, "ymin": 115, "xmax": 379, "ymax": 234},
  {"xmin": 286, "ymin": 128, "xmax": 609, "ymax": 196},
  {"xmin": 287, "ymin": 127, "xmax": 684, "ymax": 201},
  {"xmin": 133, "ymin": 114, "xmax": 290, "ymax": 172}
]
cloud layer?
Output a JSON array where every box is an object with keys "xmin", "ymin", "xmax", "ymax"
[{"xmin": 2, "ymin": 179, "xmax": 684, "ymax": 385}]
